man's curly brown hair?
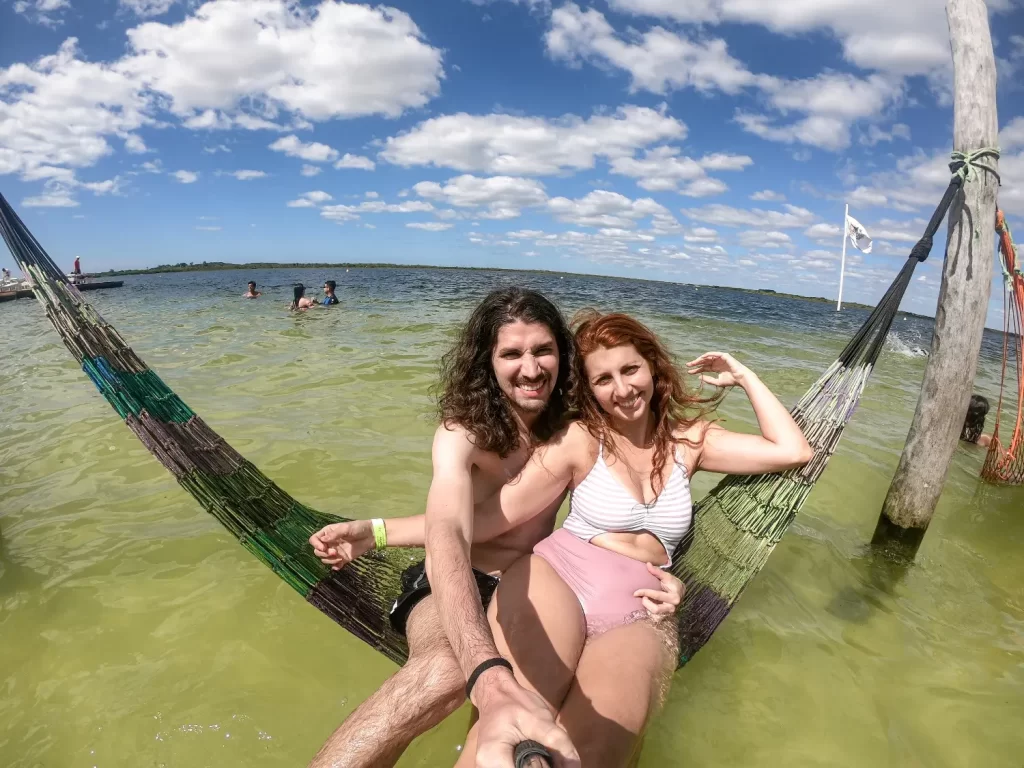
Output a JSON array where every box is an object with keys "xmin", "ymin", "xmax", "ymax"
[{"xmin": 437, "ymin": 288, "xmax": 575, "ymax": 457}]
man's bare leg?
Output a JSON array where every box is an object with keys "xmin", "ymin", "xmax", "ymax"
[{"xmin": 308, "ymin": 596, "xmax": 465, "ymax": 768}]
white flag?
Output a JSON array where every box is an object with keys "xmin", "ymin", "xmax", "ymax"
[{"xmin": 846, "ymin": 214, "xmax": 873, "ymax": 253}]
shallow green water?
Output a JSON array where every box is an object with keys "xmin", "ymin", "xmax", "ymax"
[{"xmin": 0, "ymin": 268, "xmax": 1021, "ymax": 767}]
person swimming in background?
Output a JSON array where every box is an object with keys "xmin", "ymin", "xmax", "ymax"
[
  {"xmin": 289, "ymin": 284, "xmax": 318, "ymax": 311},
  {"xmin": 243, "ymin": 281, "xmax": 261, "ymax": 298},
  {"xmin": 961, "ymin": 394, "xmax": 993, "ymax": 448},
  {"xmin": 322, "ymin": 280, "xmax": 339, "ymax": 306}
]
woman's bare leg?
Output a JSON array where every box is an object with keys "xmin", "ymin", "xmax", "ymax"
[
  {"xmin": 456, "ymin": 554, "xmax": 586, "ymax": 767},
  {"xmin": 556, "ymin": 620, "xmax": 677, "ymax": 768}
]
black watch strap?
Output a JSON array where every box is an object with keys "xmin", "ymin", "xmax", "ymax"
[{"xmin": 465, "ymin": 657, "xmax": 514, "ymax": 699}]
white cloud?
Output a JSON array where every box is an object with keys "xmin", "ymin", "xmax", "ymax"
[
  {"xmin": 0, "ymin": 39, "xmax": 151, "ymax": 180},
  {"xmin": 358, "ymin": 200, "xmax": 433, "ymax": 213},
  {"xmin": 680, "ymin": 177, "xmax": 728, "ymax": 198},
  {"xmin": 380, "ymin": 105, "xmax": 685, "ymax": 175},
  {"xmin": 22, "ymin": 187, "xmax": 79, "ymax": 207},
  {"xmin": 287, "ymin": 190, "xmax": 333, "ymax": 207},
  {"xmin": 124, "ymin": 134, "xmax": 149, "ymax": 154},
  {"xmin": 805, "ymin": 222, "xmax": 842, "ymax": 244},
  {"xmin": 736, "ymin": 73, "xmax": 903, "ymax": 151},
  {"xmin": 80, "ymin": 178, "xmax": 121, "ymax": 195},
  {"xmin": 546, "ymin": 4, "xmax": 764, "ymax": 95},
  {"xmin": 196, "ymin": 225, "xmax": 222, "ymax": 231},
  {"xmin": 300, "ymin": 164, "xmax": 322, "ymax": 177},
  {"xmin": 21, "ymin": 165, "xmax": 76, "ymax": 183},
  {"xmin": 608, "ymin": 145, "xmax": 735, "ymax": 196},
  {"xmin": 414, "ymin": 175, "xmax": 548, "ymax": 220},
  {"xmin": 364, "ymin": 191, "xmax": 379, "ymax": 199},
  {"xmin": 605, "ymin": 0, "xmax": 964, "ymax": 76},
  {"xmin": 334, "ymin": 153, "xmax": 376, "ymax": 171},
  {"xmin": 545, "ymin": 6, "xmax": 903, "ymax": 151},
  {"xmin": 119, "ymin": 0, "xmax": 177, "ymax": 17},
  {"xmin": 698, "ymin": 153, "xmax": 753, "ymax": 171},
  {"xmin": 861, "ymin": 123, "xmax": 911, "ymax": 145},
  {"xmin": 610, "ymin": 147, "xmax": 699, "ymax": 189},
  {"xmin": 229, "ymin": 170, "xmax": 267, "ymax": 180},
  {"xmin": 407, "ymin": 222, "xmax": 453, "ymax": 231},
  {"xmin": 847, "ymin": 185, "xmax": 890, "ymax": 208},
  {"xmin": 682, "ymin": 203, "xmax": 817, "ymax": 229},
  {"xmin": 548, "ymin": 189, "xmax": 674, "ymax": 229},
  {"xmin": 467, "ymin": 0, "xmax": 550, "ymax": 8},
  {"xmin": 491, "ymin": 226, "xmax": 676, "ymax": 267},
  {"xmin": 172, "ymin": 170, "xmax": 199, "ymax": 183},
  {"xmin": 119, "ymin": 0, "xmax": 444, "ymax": 123},
  {"xmin": 319, "ymin": 198, "xmax": 434, "ymax": 223},
  {"xmin": 13, "ymin": 0, "xmax": 70, "ymax": 27},
  {"xmin": 269, "ymin": 135, "xmax": 338, "ymax": 163},
  {"xmin": 182, "ymin": 109, "xmax": 293, "ymax": 132},
  {"xmin": 684, "ymin": 227, "xmax": 718, "ymax": 243},
  {"xmin": 1001, "ymin": 117, "xmax": 1024, "ymax": 153},
  {"xmin": 738, "ymin": 230, "xmax": 792, "ymax": 248},
  {"xmin": 751, "ymin": 190, "xmax": 785, "ymax": 202}
]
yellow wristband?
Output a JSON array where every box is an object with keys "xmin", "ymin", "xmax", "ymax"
[{"xmin": 371, "ymin": 518, "xmax": 387, "ymax": 550}]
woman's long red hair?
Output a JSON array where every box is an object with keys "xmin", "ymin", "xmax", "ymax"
[{"xmin": 572, "ymin": 310, "xmax": 722, "ymax": 492}]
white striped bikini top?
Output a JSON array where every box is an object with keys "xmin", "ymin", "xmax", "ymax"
[{"xmin": 564, "ymin": 442, "xmax": 692, "ymax": 566}]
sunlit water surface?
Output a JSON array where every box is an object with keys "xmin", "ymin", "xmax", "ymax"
[{"xmin": 1, "ymin": 268, "xmax": 1021, "ymax": 767}]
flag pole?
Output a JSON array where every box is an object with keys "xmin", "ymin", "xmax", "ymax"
[{"xmin": 836, "ymin": 203, "xmax": 848, "ymax": 311}]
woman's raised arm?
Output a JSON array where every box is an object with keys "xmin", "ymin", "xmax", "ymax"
[{"xmin": 687, "ymin": 352, "xmax": 813, "ymax": 476}]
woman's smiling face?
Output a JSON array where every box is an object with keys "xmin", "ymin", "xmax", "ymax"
[{"xmin": 584, "ymin": 343, "xmax": 655, "ymax": 425}]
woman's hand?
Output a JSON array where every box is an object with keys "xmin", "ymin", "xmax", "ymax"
[
  {"xmin": 686, "ymin": 351, "xmax": 753, "ymax": 389},
  {"xmin": 635, "ymin": 563, "xmax": 685, "ymax": 621},
  {"xmin": 309, "ymin": 520, "xmax": 375, "ymax": 570}
]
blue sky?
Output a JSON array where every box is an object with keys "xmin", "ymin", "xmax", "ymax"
[{"xmin": 1, "ymin": 0, "xmax": 1022, "ymax": 326}]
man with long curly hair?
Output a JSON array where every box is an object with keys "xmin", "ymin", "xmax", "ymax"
[{"xmin": 309, "ymin": 287, "xmax": 580, "ymax": 768}]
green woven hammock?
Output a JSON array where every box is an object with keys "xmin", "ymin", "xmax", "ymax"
[{"xmin": 0, "ymin": 172, "xmax": 962, "ymax": 667}]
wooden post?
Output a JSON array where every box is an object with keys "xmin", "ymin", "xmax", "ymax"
[{"xmin": 871, "ymin": 0, "xmax": 999, "ymax": 558}]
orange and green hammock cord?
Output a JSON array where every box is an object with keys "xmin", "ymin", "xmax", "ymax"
[{"xmin": 981, "ymin": 210, "xmax": 1024, "ymax": 485}]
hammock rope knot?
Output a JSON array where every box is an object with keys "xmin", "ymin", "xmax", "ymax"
[
  {"xmin": 949, "ymin": 147, "xmax": 1001, "ymax": 185},
  {"xmin": 910, "ymin": 236, "xmax": 933, "ymax": 262}
]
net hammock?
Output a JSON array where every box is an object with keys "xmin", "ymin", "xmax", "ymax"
[
  {"xmin": 980, "ymin": 210, "xmax": 1023, "ymax": 485},
  {"xmin": 0, "ymin": 160, "xmax": 967, "ymax": 668}
]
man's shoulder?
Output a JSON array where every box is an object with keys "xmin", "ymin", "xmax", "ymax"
[{"xmin": 434, "ymin": 421, "xmax": 477, "ymax": 450}]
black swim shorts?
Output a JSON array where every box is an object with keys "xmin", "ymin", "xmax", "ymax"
[{"xmin": 389, "ymin": 559, "xmax": 500, "ymax": 636}]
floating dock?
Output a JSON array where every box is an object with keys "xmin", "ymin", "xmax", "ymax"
[{"xmin": 0, "ymin": 280, "xmax": 124, "ymax": 303}]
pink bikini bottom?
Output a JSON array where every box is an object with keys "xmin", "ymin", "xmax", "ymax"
[{"xmin": 533, "ymin": 528, "xmax": 663, "ymax": 639}]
